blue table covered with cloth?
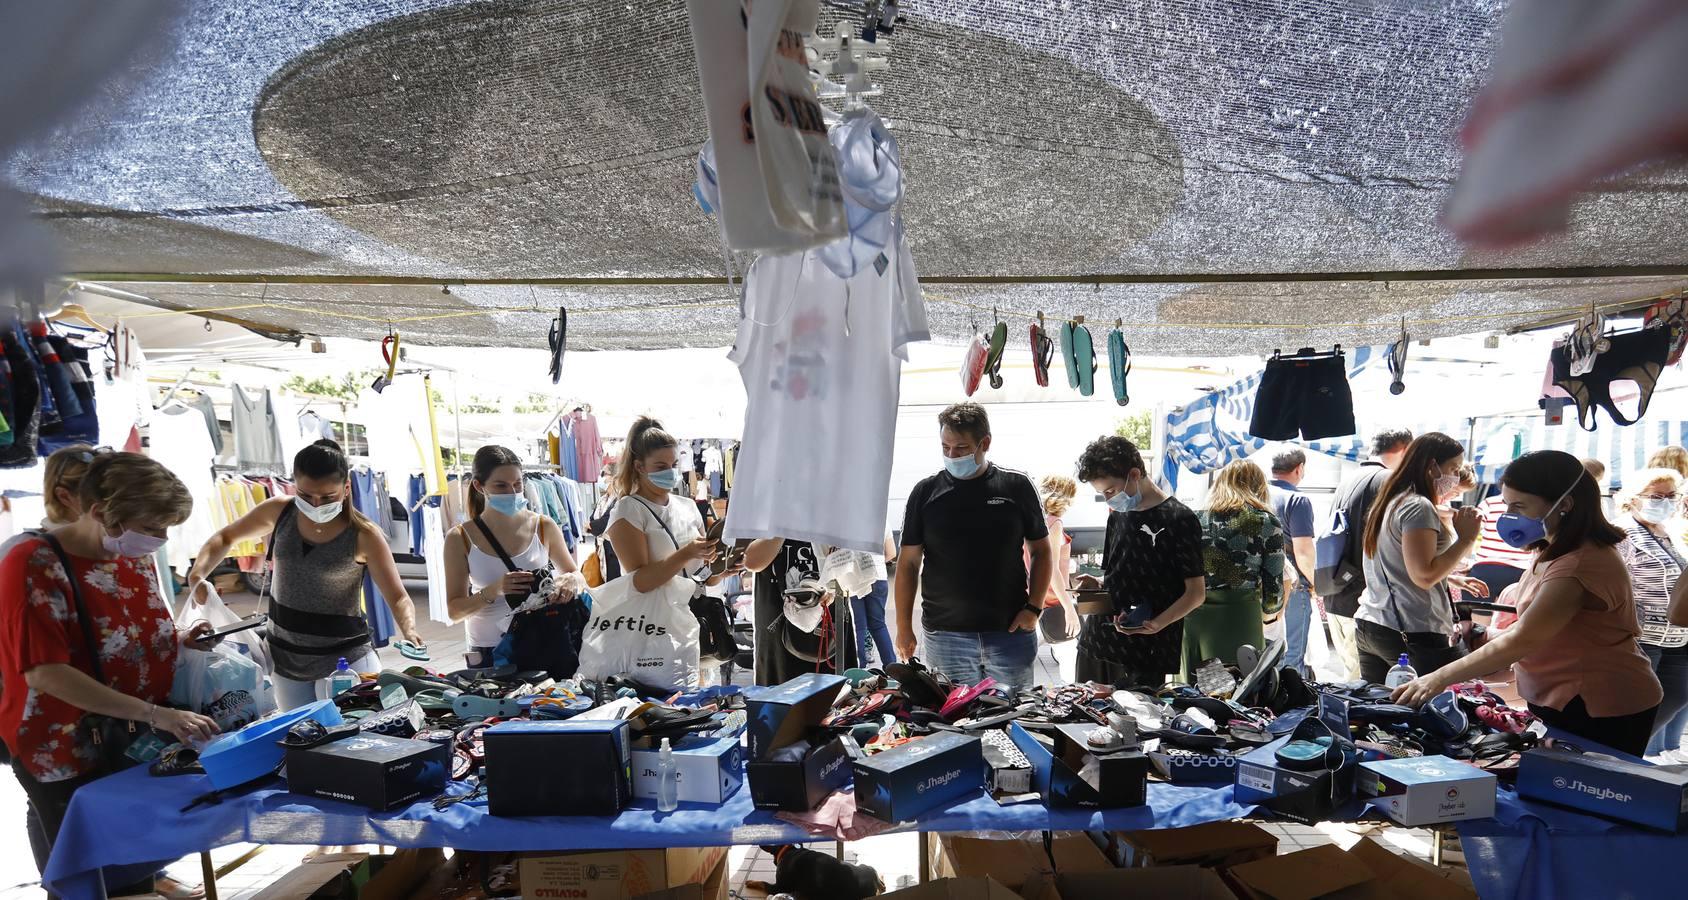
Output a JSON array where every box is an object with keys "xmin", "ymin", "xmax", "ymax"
[{"xmin": 43, "ymin": 763, "xmax": 1688, "ymax": 899}]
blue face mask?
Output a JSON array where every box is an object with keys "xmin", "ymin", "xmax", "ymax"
[
  {"xmin": 1106, "ymin": 484, "xmax": 1140, "ymax": 513},
  {"xmin": 943, "ymin": 454, "xmax": 980, "ymax": 479},
  {"xmin": 485, "ymin": 493, "xmax": 527, "ymax": 516},
  {"xmin": 1496, "ymin": 470, "xmax": 1583, "ymax": 549},
  {"xmin": 647, "ymin": 467, "xmax": 682, "ymax": 491}
]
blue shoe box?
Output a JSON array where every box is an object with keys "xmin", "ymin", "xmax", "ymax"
[
  {"xmin": 745, "ymin": 674, "xmax": 852, "ymax": 811},
  {"xmin": 1233, "ymin": 696, "xmax": 1353, "ymax": 822},
  {"xmin": 630, "ymin": 734, "xmax": 744, "ymax": 805},
  {"xmin": 1517, "ymin": 745, "xmax": 1688, "ymax": 832},
  {"xmin": 484, "ymin": 719, "xmax": 631, "ymax": 817},
  {"xmin": 853, "ymin": 730, "xmax": 984, "ymax": 822},
  {"xmin": 1008, "ymin": 722, "xmax": 1148, "ymax": 807}
]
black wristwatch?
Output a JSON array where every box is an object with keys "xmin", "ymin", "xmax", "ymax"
[{"xmin": 1023, "ymin": 602, "xmax": 1043, "ymax": 616}]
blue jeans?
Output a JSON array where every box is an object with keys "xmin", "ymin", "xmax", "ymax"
[
  {"xmin": 1642, "ymin": 643, "xmax": 1688, "ymax": 754},
  {"xmin": 922, "ymin": 628, "xmax": 1037, "ymax": 691},
  {"xmin": 849, "ymin": 581, "xmax": 896, "ymax": 668},
  {"xmin": 1284, "ymin": 582, "xmax": 1313, "ymax": 674}
]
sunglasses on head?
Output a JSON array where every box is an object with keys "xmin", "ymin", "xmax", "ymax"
[{"xmin": 74, "ymin": 446, "xmax": 114, "ymax": 464}]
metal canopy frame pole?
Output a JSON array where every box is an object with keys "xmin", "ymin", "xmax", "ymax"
[{"xmin": 57, "ymin": 264, "xmax": 1688, "ymax": 287}]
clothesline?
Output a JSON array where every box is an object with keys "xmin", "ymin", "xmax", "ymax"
[{"xmin": 102, "ymin": 288, "xmax": 1688, "ymax": 337}]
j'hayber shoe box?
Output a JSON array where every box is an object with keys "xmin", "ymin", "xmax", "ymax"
[
  {"xmin": 630, "ymin": 735, "xmax": 744, "ymax": 805},
  {"xmin": 285, "ymin": 733, "xmax": 450, "ymax": 811},
  {"xmin": 1007, "ymin": 722, "xmax": 1148, "ymax": 807},
  {"xmin": 484, "ymin": 719, "xmax": 632, "ymax": 817},
  {"xmin": 1517, "ymin": 746, "xmax": 1688, "ymax": 832},
  {"xmin": 745, "ymin": 674, "xmax": 852, "ymax": 811},
  {"xmin": 853, "ymin": 730, "xmax": 984, "ymax": 822},
  {"xmin": 1358, "ymin": 755, "xmax": 1496, "ymax": 827},
  {"xmin": 1234, "ymin": 696, "xmax": 1354, "ymax": 823}
]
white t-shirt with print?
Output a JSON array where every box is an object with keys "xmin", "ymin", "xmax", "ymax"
[
  {"xmin": 724, "ymin": 236, "xmax": 929, "ymax": 553},
  {"xmin": 610, "ymin": 493, "xmax": 708, "ymax": 581}
]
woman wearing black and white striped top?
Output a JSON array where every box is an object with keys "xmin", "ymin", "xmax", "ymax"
[{"xmin": 1617, "ymin": 467, "xmax": 1688, "ymax": 760}]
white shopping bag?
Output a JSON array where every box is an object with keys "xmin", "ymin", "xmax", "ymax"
[
  {"xmin": 175, "ymin": 580, "xmax": 276, "ymax": 713},
  {"xmin": 169, "ymin": 644, "xmax": 266, "ymax": 731},
  {"xmin": 575, "ymin": 573, "xmax": 700, "ymax": 693}
]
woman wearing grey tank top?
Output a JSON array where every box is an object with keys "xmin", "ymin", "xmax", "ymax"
[{"xmin": 187, "ymin": 439, "xmax": 424, "ymax": 709}]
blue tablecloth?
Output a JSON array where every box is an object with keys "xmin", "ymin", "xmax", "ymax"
[
  {"xmin": 43, "ymin": 768, "xmax": 1257, "ymax": 899},
  {"xmin": 1457, "ymin": 784, "xmax": 1688, "ymax": 900}
]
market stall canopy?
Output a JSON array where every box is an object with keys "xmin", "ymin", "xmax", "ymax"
[{"xmin": 13, "ymin": 0, "xmax": 1688, "ymax": 352}]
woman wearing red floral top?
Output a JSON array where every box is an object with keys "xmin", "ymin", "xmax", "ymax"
[{"xmin": 0, "ymin": 452, "xmax": 220, "ymax": 895}]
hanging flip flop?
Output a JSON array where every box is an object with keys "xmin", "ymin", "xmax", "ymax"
[
  {"xmin": 1107, "ymin": 322, "xmax": 1130, "ymax": 407},
  {"xmin": 1072, "ymin": 319, "xmax": 1096, "ymax": 397},
  {"xmin": 1388, "ymin": 317, "xmax": 1408, "ymax": 395},
  {"xmin": 547, "ymin": 306, "xmax": 567, "ymax": 385},
  {"xmin": 1030, "ymin": 314, "xmax": 1053, "ymax": 387},
  {"xmin": 984, "ymin": 317, "xmax": 1008, "ymax": 390},
  {"xmin": 1060, "ymin": 319, "xmax": 1079, "ymax": 388},
  {"xmin": 961, "ymin": 332, "xmax": 989, "ymax": 396},
  {"xmin": 371, "ymin": 331, "xmax": 400, "ymax": 393}
]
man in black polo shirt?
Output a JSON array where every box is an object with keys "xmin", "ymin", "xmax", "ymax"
[{"xmin": 894, "ymin": 403, "xmax": 1052, "ymax": 690}]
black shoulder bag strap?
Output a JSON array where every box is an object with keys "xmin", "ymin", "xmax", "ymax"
[
  {"xmin": 259, "ymin": 502, "xmax": 295, "ymax": 617},
  {"xmin": 630, "ymin": 496, "xmax": 703, "ymax": 583},
  {"xmin": 36, "ymin": 532, "xmax": 154, "ymax": 765},
  {"xmin": 473, "ymin": 516, "xmax": 522, "ymax": 573},
  {"xmin": 36, "ymin": 533, "xmax": 104, "ymax": 683}
]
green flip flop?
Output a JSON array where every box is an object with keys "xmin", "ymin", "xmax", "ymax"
[
  {"xmin": 1060, "ymin": 320, "xmax": 1079, "ymax": 388},
  {"xmin": 1073, "ymin": 323, "xmax": 1096, "ymax": 397},
  {"xmin": 1108, "ymin": 327, "xmax": 1131, "ymax": 406},
  {"xmin": 984, "ymin": 320, "xmax": 1008, "ymax": 390}
]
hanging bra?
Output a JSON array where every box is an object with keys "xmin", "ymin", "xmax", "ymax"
[{"xmin": 1549, "ymin": 325, "xmax": 1670, "ymax": 431}]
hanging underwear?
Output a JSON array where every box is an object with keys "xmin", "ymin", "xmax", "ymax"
[{"xmin": 1549, "ymin": 325, "xmax": 1670, "ymax": 431}]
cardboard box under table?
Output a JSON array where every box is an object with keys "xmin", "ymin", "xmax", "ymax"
[
  {"xmin": 1225, "ymin": 838, "xmax": 1477, "ymax": 900},
  {"xmin": 484, "ymin": 719, "xmax": 632, "ymax": 817},
  {"xmin": 518, "ymin": 846, "xmax": 727, "ymax": 900},
  {"xmin": 1103, "ymin": 820, "xmax": 1278, "ymax": 869},
  {"xmin": 928, "ymin": 834, "xmax": 1113, "ymax": 894},
  {"xmin": 744, "ymin": 673, "xmax": 852, "ymax": 811}
]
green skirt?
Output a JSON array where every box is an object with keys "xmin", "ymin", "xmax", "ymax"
[{"xmin": 1181, "ymin": 586, "xmax": 1266, "ymax": 682}]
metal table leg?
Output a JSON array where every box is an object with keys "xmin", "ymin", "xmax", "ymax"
[{"xmin": 200, "ymin": 852, "xmax": 218, "ymax": 900}]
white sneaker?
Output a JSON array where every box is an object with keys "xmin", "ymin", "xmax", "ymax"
[{"xmin": 1645, "ymin": 753, "xmax": 1676, "ymax": 765}]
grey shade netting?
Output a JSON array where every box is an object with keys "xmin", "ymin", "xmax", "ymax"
[{"xmin": 11, "ymin": 0, "xmax": 1688, "ymax": 352}]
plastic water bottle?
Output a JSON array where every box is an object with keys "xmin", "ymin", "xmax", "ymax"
[
  {"xmin": 657, "ymin": 738, "xmax": 679, "ymax": 812},
  {"xmin": 328, "ymin": 657, "xmax": 356, "ymax": 697},
  {"xmin": 1384, "ymin": 653, "xmax": 1417, "ymax": 688}
]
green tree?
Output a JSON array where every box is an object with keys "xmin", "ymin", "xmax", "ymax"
[{"xmin": 1115, "ymin": 410, "xmax": 1153, "ymax": 450}]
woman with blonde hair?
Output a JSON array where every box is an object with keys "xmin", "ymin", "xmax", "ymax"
[
  {"xmin": 1030, "ymin": 474, "xmax": 1080, "ymax": 642},
  {"xmin": 1, "ymin": 452, "xmax": 221, "ymax": 898},
  {"xmin": 1184, "ymin": 460, "xmax": 1285, "ymax": 679},
  {"xmin": 1616, "ymin": 467, "xmax": 1688, "ymax": 760}
]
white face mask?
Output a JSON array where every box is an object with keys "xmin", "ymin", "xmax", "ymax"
[
  {"xmin": 294, "ymin": 496, "xmax": 344, "ymax": 524},
  {"xmin": 1637, "ymin": 497, "xmax": 1677, "ymax": 525},
  {"xmin": 103, "ymin": 529, "xmax": 166, "ymax": 558}
]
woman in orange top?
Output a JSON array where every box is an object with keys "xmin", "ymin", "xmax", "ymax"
[{"xmin": 1394, "ymin": 450, "xmax": 1665, "ymax": 755}]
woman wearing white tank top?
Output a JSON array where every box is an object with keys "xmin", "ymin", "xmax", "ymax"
[{"xmin": 444, "ymin": 445, "xmax": 582, "ymax": 667}]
